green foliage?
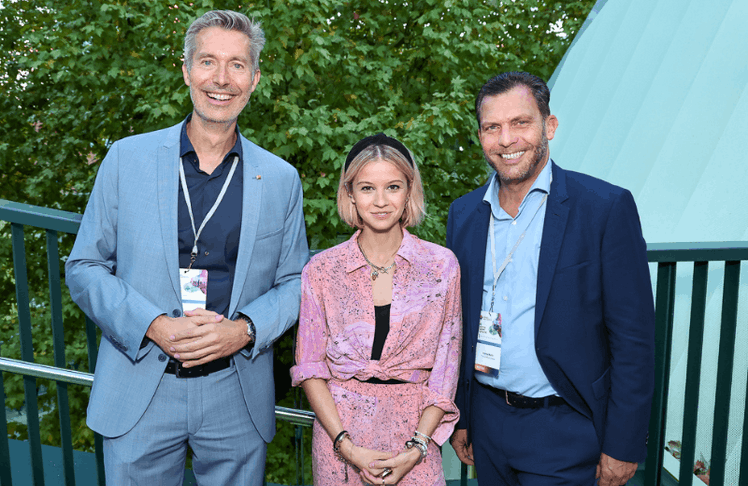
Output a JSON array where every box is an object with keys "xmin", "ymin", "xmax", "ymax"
[
  {"xmin": 266, "ymin": 387, "xmax": 313, "ymax": 485},
  {"xmin": 0, "ymin": 0, "xmax": 595, "ymax": 483}
]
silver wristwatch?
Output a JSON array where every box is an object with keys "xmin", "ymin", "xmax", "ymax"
[
  {"xmin": 247, "ymin": 318, "xmax": 256, "ymax": 342},
  {"xmin": 240, "ymin": 315, "xmax": 256, "ymax": 343}
]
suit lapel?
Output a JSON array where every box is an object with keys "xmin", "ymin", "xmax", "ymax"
[
  {"xmin": 535, "ymin": 162, "xmax": 569, "ymax": 336},
  {"xmin": 229, "ymin": 136, "xmax": 263, "ymax": 317},
  {"xmin": 156, "ymin": 123, "xmax": 183, "ymax": 299},
  {"xmin": 466, "ymin": 190, "xmax": 491, "ymax": 347}
]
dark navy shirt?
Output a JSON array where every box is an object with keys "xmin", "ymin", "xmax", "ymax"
[{"xmin": 178, "ymin": 114, "xmax": 243, "ymax": 319}]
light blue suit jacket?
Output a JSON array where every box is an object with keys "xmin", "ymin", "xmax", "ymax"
[{"xmin": 65, "ymin": 121, "xmax": 309, "ymax": 441}]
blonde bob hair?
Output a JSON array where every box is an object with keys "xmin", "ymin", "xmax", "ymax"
[{"xmin": 337, "ymin": 143, "xmax": 426, "ymax": 229}]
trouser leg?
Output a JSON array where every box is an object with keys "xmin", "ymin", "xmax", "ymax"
[
  {"xmin": 188, "ymin": 361, "xmax": 267, "ymax": 486},
  {"xmin": 472, "ymin": 383, "xmax": 599, "ymax": 486},
  {"xmin": 103, "ymin": 373, "xmax": 189, "ymax": 486}
]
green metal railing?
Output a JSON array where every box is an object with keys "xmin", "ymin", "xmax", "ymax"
[
  {"xmin": 2, "ymin": 198, "xmax": 747, "ymax": 485},
  {"xmin": 645, "ymin": 243, "xmax": 748, "ymax": 486},
  {"xmin": 0, "ymin": 199, "xmax": 315, "ymax": 486}
]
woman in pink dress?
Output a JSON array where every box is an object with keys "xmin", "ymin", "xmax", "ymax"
[{"xmin": 291, "ymin": 134, "xmax": 462, "ymax": 485}]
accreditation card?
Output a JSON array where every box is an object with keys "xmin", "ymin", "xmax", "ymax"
[
  {"xmin": 180, "ymin": 268, "xmax": 208, "ymax": 313},
  {"xmin": 475, "ymin": 310, "xmax": 502, "ymax": 377}
]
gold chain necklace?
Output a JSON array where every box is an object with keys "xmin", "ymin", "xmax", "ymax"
[{"xmin": 357, "ymin": 239, "xmax": 397, "ymax": 281}]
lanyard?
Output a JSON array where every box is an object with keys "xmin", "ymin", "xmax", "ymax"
[
  {"xmin": 488, "ymin": 191, "xmax": 548, "ymax": 312},
  {"xmin": 179, "ymin": 155, "xmax": 239, "ymax": 269}
]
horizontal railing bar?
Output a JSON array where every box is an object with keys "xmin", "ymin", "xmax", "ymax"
[
  {"xmin": 4, "ymin": 199, "xmax": 748, "ymax": 262},
  {"xmin": 0, "ymin": 199, "xmax": 82, "ymax": 235},
  {"xmin": 0, "ymin": 357, "xmax": 94, "ymax": 386},
  {"xmin": 0, "ymin": 357, "xmax": 318, "ymax": 427},
  {"xmin": 275, "ymin": 406, "xmax": 316, "ymax": 427},
  {"xmin": 647, "ymin": 241, "xmax": 748, "ymax": 262}
]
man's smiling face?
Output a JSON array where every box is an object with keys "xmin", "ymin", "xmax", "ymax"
[
  {"xmin": 478, "ymin": 85, "xmax": 557, "ymax": 186},
  {"xmin": 182, "ymin": 26, "xmax": 260, "ymax": 127}
]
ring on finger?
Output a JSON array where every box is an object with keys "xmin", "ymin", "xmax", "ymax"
[{"xmin": 381, "ymin": 468, "xmax": 393, "ymax": 478}]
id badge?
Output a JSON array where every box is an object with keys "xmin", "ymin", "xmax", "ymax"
[
  {"xmin": 475, "ymin": 310, "xmax": 502, "ymax": 377},
  {"xmin": 180, "ymin": 268, "xmax": 208, "ymax": 313}
]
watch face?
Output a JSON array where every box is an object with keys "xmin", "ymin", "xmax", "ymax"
[{"xmin": 245, "ymin": 318, "xmax": 255, "ymax": 339}]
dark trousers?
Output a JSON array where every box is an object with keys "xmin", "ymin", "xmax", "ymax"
[{"xmin": 472, "ymin": 382, "xmax": 601, "ymax": 485}]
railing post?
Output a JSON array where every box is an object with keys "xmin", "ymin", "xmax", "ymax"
[
  {"xmin": 0, "ymin": 360, "xmax": 14, "ymax": 486},
  {"xmin": 740, "ymin": 368, "xmax": 748, "ymax": 485},
  {"xmin": 46, "ymin": 230, "xmax": 76, "ymax": 486},
  {"xmin": 678, "ymin": 261, "xmax": 709, "ymax": 486},
  {"xmin": 645, "ymin": 261, "xmax": 677, "ymax": 486},
  {"xmin": 708, "ymin": 261, "xmax": 741, "ymax": 486},
  {"xmin": 11, "ymin": 223, "xmax": 45, "ymax": 486},
  {"xmin": 83, "ymin": 316, "xmax": 106, "ymax": 486}
]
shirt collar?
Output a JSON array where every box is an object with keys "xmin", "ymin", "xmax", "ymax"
[
  {"xmin": 482, "ymin": 157, "xmax": 553, "ymax": 220},
  {"xmin": 344, "ymin": 228, "xmax": 416, "ymax": 274},
  {"xmin": 179, "ymin": 113, "xmax": 243, "ymax": 164}
]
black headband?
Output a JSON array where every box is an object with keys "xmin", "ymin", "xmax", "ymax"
[{"xmin": 344, "ymin": 133, "xmax": 414, "ymax": 171}]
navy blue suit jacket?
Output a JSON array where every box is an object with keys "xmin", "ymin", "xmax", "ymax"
[{"xmin": 446, "ymin": 162, "xmax": 655, "ymax": 462}]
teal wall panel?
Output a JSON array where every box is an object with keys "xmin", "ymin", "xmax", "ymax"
[
  {"xmin": 548, "ymin": 1, "xmax": 748, "ymax": 483},
  {"xmin": 551, "ymin": 0, "xmax": 748, "ymax": 244}
]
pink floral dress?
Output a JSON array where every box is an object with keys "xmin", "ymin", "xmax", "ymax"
[{"xmin": 291, "ymin": 230, "xmax": 462, "ymax": 485}]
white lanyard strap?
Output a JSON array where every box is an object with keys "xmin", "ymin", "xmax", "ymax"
[
  {"xmin": 179, "ymin": 155, "xmax": 239, "ymax": 269},
  {"xmin": 489, "ymin": 192, "xmax": 548, "ymax": 312}
]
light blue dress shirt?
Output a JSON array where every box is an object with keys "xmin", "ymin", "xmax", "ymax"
[{"xmin": 476, "ymin": 160, "xmax": 558, "ymax": 397}]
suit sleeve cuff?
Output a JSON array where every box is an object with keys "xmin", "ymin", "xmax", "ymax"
[{"xmin": 235, "ymin": 313, "xmax": 255, "ymax": 357}]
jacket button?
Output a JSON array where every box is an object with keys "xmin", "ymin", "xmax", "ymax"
[
  {"xmin": 172, "ymin": 309, "xmax": 181, "ymax": 317},
  {"xmin": 158, "ymin": 354, "xmax": 167, "ymax": 362}
]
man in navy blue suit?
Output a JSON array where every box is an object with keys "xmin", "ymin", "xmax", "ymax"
[{"xmin": 446, "ymin": 71, "xmax": 655, "ymax": 485}]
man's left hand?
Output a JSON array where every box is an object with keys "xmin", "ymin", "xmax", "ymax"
[
  {"xmin": 596, "ymin": 453, "xmax": 638, "ymax": 486},
  {"xmin": 169, "ymin": 309, "xmax": 251, "ymax": 366}
]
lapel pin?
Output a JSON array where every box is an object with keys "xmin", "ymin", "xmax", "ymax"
[{"xmin": 256, "ymin": 175, "xmax": 262, "ymax": 180}]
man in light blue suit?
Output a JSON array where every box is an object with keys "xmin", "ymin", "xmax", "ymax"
[
  {"xmin": 66, "ymin": 10, "xmax": 308, "ymax": 485},
  {"xmin": 447, "ymin": 72, "xmax": 655, "ymax": 486}
]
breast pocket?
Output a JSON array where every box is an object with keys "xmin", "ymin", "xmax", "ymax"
[
  {"xmin": 255, "ymin": 226, "xmax": 283, "ymax": 241},
  {"xmin": 556, "ymin": 259, "xmax": 591, "ymax": 273},
  {"xmin": 250, "ymin": 227, "xmax": 283, "ymax": 280}
]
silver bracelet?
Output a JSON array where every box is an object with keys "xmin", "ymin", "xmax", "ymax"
[
  {"xmin": 414, "ymin": 430, "xmax": 432, "ymax": 444},
  {"xmin": 405, "ymin": 437, "xmax": 428, "ymax": 463}
]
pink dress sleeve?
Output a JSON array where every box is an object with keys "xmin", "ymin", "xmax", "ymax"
[
  {"xmin": 420, "ymin": 257, "xmax": 463, "ymax": 445},
  {"xmin": 290, "ymin": 264, "xmax": 331, "ymax": 386}
]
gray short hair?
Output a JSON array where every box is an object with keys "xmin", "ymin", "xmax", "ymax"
[{"xmin": 183, "ymin": 10, "xmax": 265, "ymax": 73}]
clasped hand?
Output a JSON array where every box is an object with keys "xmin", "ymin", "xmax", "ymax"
[
  {"xmin": 146, "ymin": 309, "xmax": 250, "ymax": 366},
  {"xmin": 339, "ymin": 438, "xmax": 422, "ymax": 485}
]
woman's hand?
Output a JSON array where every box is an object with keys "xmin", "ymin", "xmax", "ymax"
[
  {"xmin": 339, "ymin": 439, "xmax": 394, "ymax": 480},
  {"xmin": 364, "ymin": 447, "xmax": 422, "ymax": 484}
]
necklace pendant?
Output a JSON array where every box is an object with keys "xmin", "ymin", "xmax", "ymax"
[{"xmin": 371, "ymin": 270, "xmax": 379, "ymax": 281}]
